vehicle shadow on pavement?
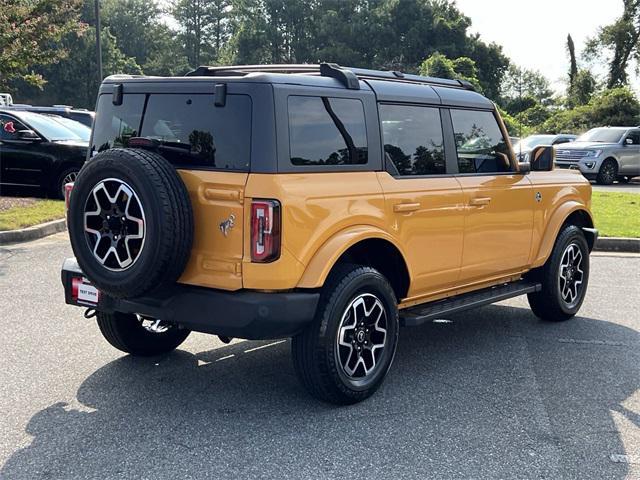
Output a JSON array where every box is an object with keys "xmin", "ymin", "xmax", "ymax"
[{"xmin": 2, "ymin": 304, "xmax": 638, "ymax": 479}]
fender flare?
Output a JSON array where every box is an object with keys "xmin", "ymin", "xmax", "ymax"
[
  {"xmin": 532, "ymin": 201, "xmax": 594, "ymax": 268},
  {"xmin": 297, "ymin": 225, "xmax": 412, "ymax": 289}
]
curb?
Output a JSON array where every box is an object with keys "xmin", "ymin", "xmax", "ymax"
[
  {"xmin": 0, "ymin": 218, "xmax": 638, "ymax": 253},
  {"xmin": 0, "ymin": 218, "xmax": 66, "ymax": 245},
  {"xmin": 594, "ymin": 237, "xmax": 640, "ymax": 253}
]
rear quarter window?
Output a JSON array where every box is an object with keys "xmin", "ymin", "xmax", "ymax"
[
  {"xmin": 288, "ymin": 96, "xmax": 368, "ymax": 166},
  {"xmin": 91, "ymin": 93, "xmax": 252, "ymax": 171}
]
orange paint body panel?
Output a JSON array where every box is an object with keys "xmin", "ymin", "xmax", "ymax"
[{"xmin": 175, "ymin": 166, "xmax": 593, "ymax": 306}]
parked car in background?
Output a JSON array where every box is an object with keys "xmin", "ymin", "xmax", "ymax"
[
  {"xmin": 555, "ymin": 126, "xmax": 640, "ymax": 184},
  {"xmin": 514, "ymin": 134, "xmax": 577, "ymax": 162},
  {"xmin": 6, "ymin": 104, "xmax": 94, "ymax": 127},
  {"xmin": 0, "ymin": 109, "xmax": 88, "ymax": 198}
]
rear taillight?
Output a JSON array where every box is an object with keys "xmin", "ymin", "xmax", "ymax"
[
  {"xmin": 251, "ymin": 199, "xmax": 281, "ymax": 263},
  {"xmin": 64, "ymin": 182, "xmax": 74, "ymax": 211}
]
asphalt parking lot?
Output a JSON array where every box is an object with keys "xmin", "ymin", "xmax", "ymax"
[{"xmin": 1, "ymin": 233, "xmax": 638, "ymax": 479}]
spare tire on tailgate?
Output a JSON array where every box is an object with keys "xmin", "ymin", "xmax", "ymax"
[{"xmin": 68, "ymin": 148, "xmax": 194, "ymax": 299}]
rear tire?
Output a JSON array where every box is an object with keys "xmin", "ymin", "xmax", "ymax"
[
  {"xmin": 68, "ymin": 149, "xmax": 193, "ymax": 299},
  {"xmin": 596, "ymin": 159, "xmax": 617, "ymax": 185},
  {"xmin": 291, "ymin": 265, "xmax": 399, "ymax": 405},
  {"xmin": 97, "ymin": 311, "xmax": 190, "ymax": 356},
  {"xmin": 527, "ymin": 225, "xmax": 590, "ymax": 321}
]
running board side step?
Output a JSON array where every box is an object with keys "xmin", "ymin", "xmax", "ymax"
[{"xmin": 400, "ymin": 280, "xmax": 542, "ymax": 327}]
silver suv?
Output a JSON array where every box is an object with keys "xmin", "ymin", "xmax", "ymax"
[{"xmin": 555, "ymin": 126, "xmax": 640, "ymax": 184}]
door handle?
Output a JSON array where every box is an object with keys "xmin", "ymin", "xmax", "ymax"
[
  {"xmin": 393, "ymin": 202, "xmax": 420, "ymax": 213},
  {"xmin": 469, "ymin": 197, "xmax": 491, "ymax": 207}
]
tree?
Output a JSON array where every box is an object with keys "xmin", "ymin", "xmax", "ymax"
[
  {"xmin": 225, "ymin": 0, "xmax": 508, "ymax": 91},
  {"xmin": 540, "ymin": 87, "xmax": 640, "ymax": 133},
  {"xmin": 419, "ymin": 52, "xmax": 481, "ymax": 90},
  {"xmin": 174, "ymin": 0, "xmax": 231, "ymax": 67},
  {"xmin": 585, "ymin": 0, "xmax": 640, "ymax": 88},
  {"xmin": 567, "ymin": 33, "xmax": 578, "ymax": 88},
  {"xmin": 567, "ymin": 69, "xmax": 597, "ymax": 107},
  {"xmin": 16, "ymin": 27, "xmax": 141, "ymax": 109},
  {"xmin": 500, "ymin": 65, "xmax": 554, "ymax": 107},
  {"xmin": 0, "ymin": 0, "xmax": 84, "ymax": 89},
  {"xmin": 465, "ymin": 38, "xmax": 509, "ymax": 100},
  {"xmin": 100, "ymin": 0, "xmax": 190, "ymax": 76},
  {"xmin": 516, "ymin": 104, "xmax": 551, "ymax": 128},
  {"xmin": 419, "ymin": 52, "xmax": 456, "ymax": 78}
]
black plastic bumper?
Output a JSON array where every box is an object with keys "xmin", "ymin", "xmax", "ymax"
[{"xmin": 61, "ymin": 258, "xmax": 320, "ymax": 340}]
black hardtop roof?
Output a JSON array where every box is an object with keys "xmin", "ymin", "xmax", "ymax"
[{"xmin": 102, "ymin": 62, "xmax": 494, "ymax": 109}]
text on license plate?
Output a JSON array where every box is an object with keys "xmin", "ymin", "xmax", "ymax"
[{"xmin": 72, "ymin": 277, "xmax": 100, "ymax": 305}]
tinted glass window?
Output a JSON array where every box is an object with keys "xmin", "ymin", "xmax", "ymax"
[
  {"xmin": 91, "ymin": 93, "xmax": 252, "ymax": 171},
  {"xmin": 379, "ymin": 105, "xmax": 445, "ymax": 176},
  {"xmin": 288, "ymin": 96, "xmax": 367, "ymax": 166},
  {"xmin": 626, "ymin": 130, "xmax": 640, "ymax": 145},
  {"xmin": 576, "ymin": 128, "xmax": 625, "ymax": 143},
  {"xmin": 450, "ymin": 109, "xmax": 512, "ymax": 173},
  {"xmin": 0, "ymin": 115, "xmax": 27, "ymax": 140},
  {"xmin": 6, "ymin": 111, "xmax": 81, "ymax": 141},
  {"xmin": 91, "ymin": 94, "xmax": 144, "ymax": 154}
]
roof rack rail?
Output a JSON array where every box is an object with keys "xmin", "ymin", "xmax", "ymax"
[{"xmin": 185, "ymin": 62, "xmax": 475, "ymax": 91}]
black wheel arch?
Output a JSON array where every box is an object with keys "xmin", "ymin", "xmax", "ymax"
[
  {"xmin": 563, "ymin": 209, "xmax": 596, "ymax": 251},
  {"xmin": 330, "ymin": 238, "xmax": 410, "ymax": 301}
]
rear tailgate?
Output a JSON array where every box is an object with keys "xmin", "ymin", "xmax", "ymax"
[{"xmin": 178, "ymin": 170, "xmax": 248, "ymax": 290}]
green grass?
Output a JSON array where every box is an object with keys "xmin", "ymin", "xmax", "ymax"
[
  {"xmin": 592, "ymin": 191, "xmax": 640, "ymax": 238},
  {"xmin": 0, "ymin": 200, "xmax": 66, "ymax": 231}
]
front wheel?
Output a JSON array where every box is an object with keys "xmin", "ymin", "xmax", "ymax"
[
  {"xmin": 528, "ymin": 225, "xmax": 590, "ymax": 321},
  {"xmin": 97, "ymin": 312, "xmax": 190, "ymax": 356},
  {"xmin": 292, "ymin": 265, "xmax": 399, "ymax": 404},
  {"xmin": 596, "ymin": 159, "xmax": 618, "ymax": 185}
]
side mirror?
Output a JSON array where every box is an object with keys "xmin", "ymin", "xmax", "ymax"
[
  {"xmin": 625, "ymin": 138, "xmax": 633, "ymax": 145},
  {"xmin": 518, "ymin": 162, "xmax": 531, "ymax": 174},
  {"xmin": 17, "ymin": 129, "xmax": 41, "ymax": 141},
  {"xmin": 530, "ymin": 145, "xmax": 554, "ymax": 171}
]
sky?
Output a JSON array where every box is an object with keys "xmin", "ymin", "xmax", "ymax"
[{"xmin": 455, "ymin": 0, "xmax": 639, "ymax": 94}]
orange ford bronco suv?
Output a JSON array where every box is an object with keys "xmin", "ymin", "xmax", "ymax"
[{"xmin": 62, "ymin": 63, "xmax": 597, "ymax": 404}]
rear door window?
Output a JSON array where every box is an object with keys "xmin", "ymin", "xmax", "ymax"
[
  {"xmin": 91, "ymin": 93, "xmax": 252, "ymax": 171},
  {"xmin": 450, "ymin": 109, "xmax": 512, "ymax": 174},
  {"xmin": 379, "ymin": 104, "xmax": 446, "ymax": 176},
  {"xmin": 288, "ymin": 96, "xmax": 368, "ymax": 166}
]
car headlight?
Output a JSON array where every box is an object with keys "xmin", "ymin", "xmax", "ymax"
[{"xmin": 583, "ymin": 150, "xmax": 602, "ymax": 158}]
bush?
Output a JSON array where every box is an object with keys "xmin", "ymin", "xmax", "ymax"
[
  {"xmin": 497, "ymin": 106, "xmax": 530, "ymax": 137},
  {"xmin": 540, "ymin": 87, "xmax": 640, "ymax": 134},
  {"xmin": 516, "ymin": 104, "xmax": 552, "ymax": 127}
]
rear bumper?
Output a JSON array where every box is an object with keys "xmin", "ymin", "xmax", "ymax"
[{"xmin": 61, "ymin": 258, "xmax": 319, "ymax": 340}]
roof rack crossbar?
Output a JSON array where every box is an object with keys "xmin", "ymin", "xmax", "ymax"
[{"xmin": 185, "ymin": 63, "xmax": 475, "ymax": 91}]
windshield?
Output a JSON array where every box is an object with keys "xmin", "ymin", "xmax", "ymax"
[
  {"xmin": 16, "ymin": 111, "xmax": 82, "ymax": 141},
  {"xmin": 513, "ymin": 135, "xmax": 555, "ymax": 151},
  {"xmin": 46, "ymin": 115, "xmax": 91, "ymax": 141},
  {"xmin": 576, "ymin": 128, "xmax": 625, "ymax": 143}
]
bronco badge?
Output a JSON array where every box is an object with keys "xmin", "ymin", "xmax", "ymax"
[{"xmin": 219, "ymin": 214, "xmax": 236, "ymax": 237}]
